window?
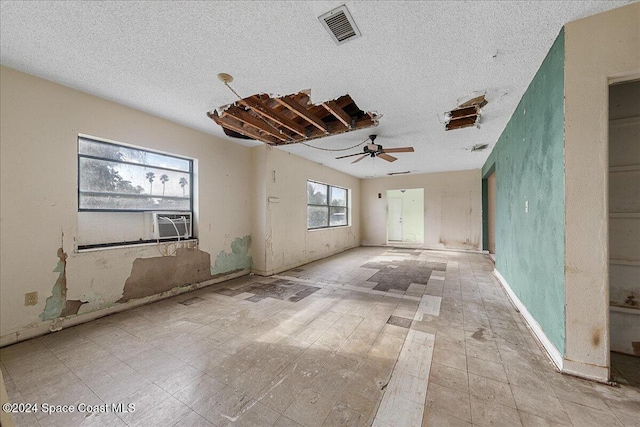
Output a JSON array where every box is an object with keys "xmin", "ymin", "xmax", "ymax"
[
  {"xmin": 307, "ymin": 181, "xmax": 349, "ymax": 229},
  {"xmin": 78, "ymin": 136, "xmax": 192, "ymax": 212}
]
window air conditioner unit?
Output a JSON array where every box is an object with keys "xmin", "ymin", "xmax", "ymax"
[{"xmin": 151, "ymin": 212, "xmax": 192, "ymax": 240}]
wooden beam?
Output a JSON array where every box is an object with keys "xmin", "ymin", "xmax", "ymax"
[
  {"xmin": 334, "ymin": 94, "xmax": 354, "ymax": 109},
  {"xmin": 351, "ymin": 116, "xmax": 377, "ymax": 130},
  {"xmin": 240, "ymin": 96, "xmax": 307, "ymax": 137},
  {"xmin": 274, "ymin": 97, "xmax": 328, "ymax": 133},
  {"xmin": 322, "ymin": 101, "xmax": 351, "ymax": 128},
  {"xmin": 222, "ymin": 106, "xmax": 289, "ymax": 142},
  {"xmin": 449, "ymin": 106, "xmax": 478, "ymax": 120},
  {"xmin": 208, "ymin": 111, "xmax": 278, "ymax": 145},
  {"xmin": 459, "ymin": 95, "xmax": 487, "ymax": 109},
  {"xmin": 446, "ymin": 116, "xmax": 477, "ymax": 131}
]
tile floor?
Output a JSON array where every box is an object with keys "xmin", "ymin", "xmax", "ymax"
[
  {"xmin": 611, "ymin": 353, "xmax": 640, "ymax": 388},
  {"xmin": 1, "ymin": 247, "xmax": 639, "ymax": 426}
]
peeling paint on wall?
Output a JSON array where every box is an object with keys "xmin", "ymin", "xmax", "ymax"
[
  {"xmin": 40, "ymin": 248, "xmax": 86, "ymax": 320},
  {"xmin": 118, "ymin": 247, "xmax": 214, "ymax": 303},
  {"xmin": 210, "ymin": 236, "xmax": 253, "ymax": 277}
]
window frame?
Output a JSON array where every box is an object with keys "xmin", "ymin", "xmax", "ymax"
[
  {"xmin": 77, "ymin": 135, "xmax": 194, "ymax": 213},
  {"xmin": 307, "ymin": 180, "xmax": 349, "ymax": 230}
]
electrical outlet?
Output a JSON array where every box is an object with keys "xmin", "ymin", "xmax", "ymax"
[{"xmin": 25, "ymin": 292, "xmax": 38, "ymax": 306}]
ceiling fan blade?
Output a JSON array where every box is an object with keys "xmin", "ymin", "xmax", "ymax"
[
  {"xmin": 336, "ymin": 152, "xmax": 364, "ymax": 159},
  {"xmin": 382, "ymin": 147, "xmax": 414, "ymax": 153},
  {"xmin": 378, "ymin": 153, "xmax": 397, "ymax": 162},
  {"xmin": 352, "ymin": 154, "xmax": 369, "ymax": 164}
]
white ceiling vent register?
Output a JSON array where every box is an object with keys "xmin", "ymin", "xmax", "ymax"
[{"xmin": 319, "ymin": 5, "xmax": 361, "ymax": 45}]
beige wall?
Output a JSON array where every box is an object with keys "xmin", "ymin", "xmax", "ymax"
[
  {"xmin": 0, "ymin": 369, "xmax": 15, "ymax": 427},
  {"xmin": 361, "ymin": 170, "xmax": 482, "ymax": 251},
  {"xmin": 251, "ymin": 145, "xmax": 360, "ymax": 275},
  {"xmin": 564, "ymin": 2, "xmax": 640, "ymax": 381},
  {"xmin": 0, "ymin": 66, "xmax": 253, "ymax": 345}
]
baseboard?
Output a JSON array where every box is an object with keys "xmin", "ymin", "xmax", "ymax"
[
  {"xmin": 251, "ymin": 244, "xmax": 359, "ymax": 276},
  {"xmin": 360, "ymin": 244, "xmax": 484, "ymax": 254},
  {"xmin": 562, "ymin": 359, "xmax": 610, "ymax": 384},
  {"xmin": 0, "ymin": 269, "xmax": 249, "ymax": 348},
  {"xmin": 493, "ymin": 268, "xmax": 564, "ymax": 371}
]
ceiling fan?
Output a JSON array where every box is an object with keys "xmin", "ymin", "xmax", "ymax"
[{"xmin": 336, "ymin": 135, "xmax": 414, "ymax": 164}]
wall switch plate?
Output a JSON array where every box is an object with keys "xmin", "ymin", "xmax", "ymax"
[
  {"xmin": 25, "ymin": 292, "xmax": 38, "ymax": 306},
  {"xmin": 525, "ymin": 200, "xmax": 529, "ymax": 213}
]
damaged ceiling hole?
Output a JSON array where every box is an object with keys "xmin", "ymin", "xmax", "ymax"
[
  {"xmin": 445, "ymin": 94, "xmax": 488, "ymax": 131},
  {"xmin": 209, "ymin": 89, "xmax": 379, "ymax": 145}
]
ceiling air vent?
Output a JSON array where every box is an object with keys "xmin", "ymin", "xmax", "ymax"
[
  {"xmin": 471, "ymin": 144, "xmax": 489, "ymax": 152},
  {"xmin": 319, "ymin": 5, "xmax": 361, "ymax": 45}
]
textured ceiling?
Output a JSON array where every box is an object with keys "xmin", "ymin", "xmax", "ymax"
[{"xmin": 0, "ymin": 1, "xmax": 632, "ymax": 178}]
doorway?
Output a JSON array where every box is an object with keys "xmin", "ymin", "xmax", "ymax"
[
  {"xmin": 487, "ymin": 171, "xmax": 497, "ymax": 259},
  {"xmin": 386, "ymin": 188, "xmax": 424, "ymax": 245},
  {"xmin": 608, "ymin": 79, "xmax": 640, "ymax": 385}
]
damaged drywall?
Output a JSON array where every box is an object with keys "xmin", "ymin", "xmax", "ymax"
[
  {"xmin": 210, "ymin": 236, "xmax": 253, "ymax": 277},
  {"xmin": 118, "ymin": 247, "xmax": 214, "ymax": 303},
  {"xmin": 40, "ymin": 248, "xmax": 86, "ymax": 320},
  {"xmin": 118, "ymin": 238, "xmax": 252, "ymax": 303}
]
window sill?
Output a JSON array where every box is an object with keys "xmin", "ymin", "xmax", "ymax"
[
  {"xmin": 307, "ymin": 225, "xmax": 351, "ymax": 232},
  {"xmin": 76, "ymin": 238, "xmax": 198, "ymax": 253}
]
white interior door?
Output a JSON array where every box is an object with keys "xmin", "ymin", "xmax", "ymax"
[{"xmin": 388, "ymin": 198, "xmax": 403, "ymax": 241}]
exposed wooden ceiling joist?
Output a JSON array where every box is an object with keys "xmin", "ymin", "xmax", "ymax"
[
  {"xmin": 459, "ymin": 95, "xmax": 488, "ymax": 109},
  {"xmin": 449, "ymin": 105, "xmax": 478, "ymax": 120},
  {"xmin": 221, "ymin": 105, "xmax": 288, "ymax": 141},
  {"xmin": 241, "ymin": 96, "xmax": 307, "ymax": 137},
  {"xmin": 444, "ymin": 95, "xmax": 486, "ymax": 131},
  {"xmin": 446, "ymin": 116, "xmax": 478, "ymax": 131},
  {"xmin": 208, "ymin": 111, "xmax": 279, "ymax": 144},
  {"xmin": 322, "ymin": 100, "xmax": 351, "ymax": 128},
  {"xmin": 274, "ymin": 97, "xmax": 328, "ymax": 133}
]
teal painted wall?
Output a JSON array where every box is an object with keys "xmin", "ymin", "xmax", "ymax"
[{"xmin": 482, "ymin": 29, "xmax": 565, "ymax": 354}]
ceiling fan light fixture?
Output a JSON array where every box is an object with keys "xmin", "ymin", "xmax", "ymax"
[{"xmin": 336, "ymin": 135, "xmax": 413, "ymax": 164}]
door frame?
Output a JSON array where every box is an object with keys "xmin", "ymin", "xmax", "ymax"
[
  {"xmin": 482, "ymin": 163, "xmax": 496, "ymax": 253},
  {"xmin": 386, "ymin": 197, "xmax": 403, "ymax": 242}
]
